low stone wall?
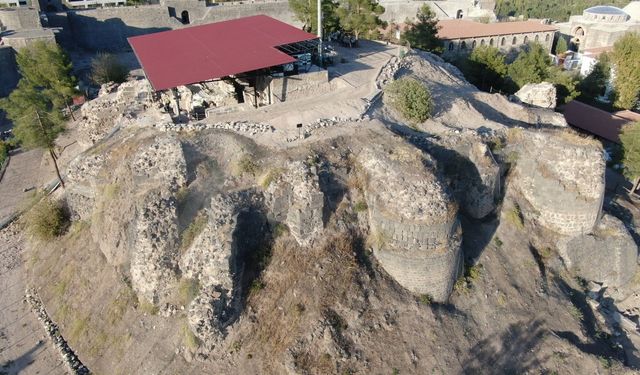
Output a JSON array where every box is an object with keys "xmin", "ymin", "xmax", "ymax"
[{"xmin": 25, "ymin": 289, "xmax": 90, "ymax": 375}]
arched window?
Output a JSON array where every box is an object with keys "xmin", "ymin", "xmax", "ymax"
[
  {"xmin": 489, "ymin": 38, "xmax": 494, "ymax": 46},
  {"xmin": 448, "ymin": 42, "xmax": 455, "ymax": 51},
  {"xmin": 181, "ymin": 10, "xmax": 190, "ymax": 24},
  {"xmin": 524, "ymin": 36, "xmax": 529, "ymax": 43},
  {"xmin": 535, "ymin": 34, "xmax": 539, "ymax": 42},
  {"xmin": 456, "ymin": 9, "xmax": 463, "ymax": 19},
  {"xmin": 512, "ymin": 36, "xmax": 517, "ymax": 45},
  {"xmin": 480, "ymin": 39, "xmax": 485, "ymax": 46},
  {"xmin": 471, "ymin": 40, "xmax": 477, "ymax": 49},
  {"xmin": 501, "ymin": 37, "xmax": 506, "ymax": 46},
  {"xmin": 460, "ymin": 41, "xmax": 467, "ymax": 50},
  {"xmin": 545, "ymin": 34, "xmax": 550, "ymax": 42}
]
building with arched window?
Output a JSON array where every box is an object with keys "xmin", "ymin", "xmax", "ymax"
[
  {"xmin": 556, "ymin": 3, "xmax": 640, "ymax": 51},
  {"xmin": 438, "ymin": 19, "xmax": 557, "ymax": 58}
]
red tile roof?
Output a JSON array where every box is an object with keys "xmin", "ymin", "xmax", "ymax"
[
  {"xmin": 437, "ymin": 19, "xmax": 557, "ymax": 40},
  {"xmin": 563, "ymin": 100, "xmax": 637, "ymax": 143},
  {"xmin": 128, "ymin": 15, "xmax": 317, "ymax": 91}
]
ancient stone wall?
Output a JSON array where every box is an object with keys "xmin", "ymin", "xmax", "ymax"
[
  {"xmin": 0, "ymin": 46, "xmax": 19, "ymax": 97},
  {"xmin": 0, "ymin": 8, "xmax": 41, "ymax": 30},
  {"xmin": 512, "ymin": 130, "xmax": 605, "ymax": 236},
  {"xmin": 357, "ymin": 142, "xmax": 462, "ymax": 302},
  {"xmin": 50, "ymin": 1, "xmax": 296, "ymax": 51}
]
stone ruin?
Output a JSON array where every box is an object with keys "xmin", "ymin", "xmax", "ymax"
[
  {"xmin": 357, "ymin": 142, "xmax": 462, "ymax": 302},
  {"xmin": 264, "ymin": 161, "xmax": 325, "ymax": 247},
  {"xmin": 513, "ymin": 82, "xmax": 557, "ymax": 109}
]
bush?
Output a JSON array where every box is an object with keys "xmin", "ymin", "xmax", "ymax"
[
  {"xmin": 0, "ymin": 140, "xmax": 8, "ymax": 165},
  {"xmin": 26, "ymin": 197, "xmax": 68, "ymax": 240},
  {"xmin": 91, "ymin": 53, "xmax": 129, "ymax": 84},
  {"xmin": 384, "ymin": 77, "xmax": 434, "ymax": 124}
]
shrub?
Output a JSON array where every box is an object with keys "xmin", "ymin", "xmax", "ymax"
[
  {"xmin": 505, "ymin": 204, "xmax": 524, "ymax": 230},
  {"xmin": 353, "ymin": 200, "xmax": 368, "ymax": 212},
  {"xmin": 0, "ymin": 139, "xmax": 8, "ymax": 165},
  {"xmin": 273, "ymin": 222, "xmax": 289, "ymax": 238},
  {"xmin": 235, "ymin": 155, "xmax": 258, "ymax": 176},
  {"xmin": 419, "ymin": 294, "xmax": 432, "ymax": 305},
  {"xmin": 384, "ymin": 77, "xmax": 434, "ymax": 124},
  {"xmin": 25, "ymin": 197, "xmax": 68, "ymax": 240},
  {"xmin": 91, "ymin": 53, "xmax": 128, "ymax": 84}
]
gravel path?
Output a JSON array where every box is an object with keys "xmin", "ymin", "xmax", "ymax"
[{"xmin": 0, "ymin": 223, "xmax": 65, "ymax": 375}]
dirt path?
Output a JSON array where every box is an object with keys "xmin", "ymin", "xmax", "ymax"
[{"xmin": 0, "ymin": 223, "xmax": 64, "ymax": 374}]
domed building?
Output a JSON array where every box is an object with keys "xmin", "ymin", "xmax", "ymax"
[{"xmin": 557, "ymin": 2, "xmax": 640, "ymax": 51}]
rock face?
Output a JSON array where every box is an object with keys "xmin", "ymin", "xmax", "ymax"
[
  {"xmin": 560, "ymin": 214, "xmax": 638, "ymax": 298},
  {"xmin": 180, "ymin": 195, "xmax": 238, "ymax": 291},
  {"xmin": 514, "ymin": 82, "xmax": 557, "ymax": 109},
  {"xmin": 264, "ymin": 161, "xmax": 325, "ymax": 247},
  {"xmin": 512, "ymin": 130, "xmax": 605, "ymax": 236},
  {"xmin": 358, "ymin": 142, "xmax": 462, "ymax": 302},
  {"xmin": 129, "ymin": 135, "xmax": 187, "ymax": 302}
]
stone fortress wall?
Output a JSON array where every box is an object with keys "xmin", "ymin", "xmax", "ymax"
[{"xmin": 441, "ymin": 29, "xmax": 555, "ymax": 59}]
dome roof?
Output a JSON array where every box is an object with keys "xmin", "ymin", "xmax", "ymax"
[
  {"xmin": 624, "ymin": 1, "xmax": 640, "ymax": 20},
  {"xmin": 584, "ymin": 5, "xmax": 629, "ymax": 15}
]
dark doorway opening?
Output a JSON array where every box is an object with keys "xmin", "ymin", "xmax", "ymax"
[{"xmin": 181, "ymin": 10, "xmax": 190, "ymax": 25}]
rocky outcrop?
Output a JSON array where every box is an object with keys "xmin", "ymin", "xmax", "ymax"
[
  {"xmin": 511, "ymin": 130, "xmax": 605, "ymax": 236},
  {"xmin": 357, "ymin": 141, "xmax": 462, "ymax": 302},
  {"xmin": 559, "ymin": 214, "xmax": 638, "ymax": 299},
  {"xmin": 188, "ymin": 287, "xmax": 230, "ymax": 346},
  {"xmin": 513, "ymin": 82, "xmax": 557, "ymax": 109},
  {"xmin": 264, "ymin": 161, "xmax": 324, "ymax": 247},
  {"xmin": 180, "ymin": 194, "xmax": 238, "ymax": 291}
]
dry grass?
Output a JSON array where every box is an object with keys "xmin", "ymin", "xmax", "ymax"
[
  {"xmin": 244, "ymin": 233, "xmax": 361, "ymax": 366},
  {"xmin": 367, "ymin": 227, "xmax": 388, "ymax": 249},
  {"xmin": 182, "ymin": 321, "xmax": 200, "ymax": 350},
  {"xmin": 558, "ymin": 129, "xmax": 599, "ymax": 147},
  {"xmin": 177, "ymin": 278, "xmax": 200, "ymax": 307},
  {"xmin": 138, "ymin": 299, "xmax": 159, "ymax": 315},
  {"xmin": 258, "ymin": 167, "xmax": 284, "ymax": 189},
  {"xmin": 505, "ymin": 204, "xmax": 525, "ymax": 230},
  {"xmin": 234, "ymin": 154, "xmax": 259, "ymax": 176}
]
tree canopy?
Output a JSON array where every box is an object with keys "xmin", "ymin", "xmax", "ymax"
[
  {"xmin": 555, "ymin": 37, "xmax": 568, "ymax": 55},
  {"xmin": 91, "ymin": 53, "xmax": 129, "ymax": 85},
  {"xmin": 335, "ymin": 0, "xmax": 385, "ymax": 40},
  {"xmin": 507, "ymin": 43, "xmax": 551, "ymax": 88},
  {"xmin": 384, "ymin": 77, "xmax": 433, "ymax": 124},
  {"xmin": 620, "ymin": 121, "xmax": 640, "ymax": 189},
  {"xmin": 495, "ymin": 0, "xmax": 629, "ymax": 22},
  {"xmin": 578, "ymin": 53, "xmax": 611, "ymax": 104},
  {"xmin": 459, "ymin": 45, "xmax": 508, "ymax": 92},
  {"xmin": 289, "ymin": 0, "xmax": 340, "ymax": 34},
  {"xmin": 16, "ymin": 41, "xmax": 76, "ymax": 110},
  {"xmin": 611, "ymin": 33, "xmax": 640, "ymax": 110},
  {"xmin": 401, "ymin": 5, "xmax": 442, "ymax": 53},
  {"xmin": 0, "ymin": 41, "xmax": 74, "ymax": 187}
]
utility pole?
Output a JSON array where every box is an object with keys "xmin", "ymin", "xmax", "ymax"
[{"xmin": 317, "ymin": 0, "xmax": 323, "ymax": 67}]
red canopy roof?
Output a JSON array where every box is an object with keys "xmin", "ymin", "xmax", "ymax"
[{"xmin": 128, "ymin": 15, "xmax": 317, "ymax": 91}]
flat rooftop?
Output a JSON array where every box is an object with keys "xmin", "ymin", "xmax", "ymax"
[{"xmin": 128, "ymin": 15, "xmax": 318, "ymax": 91}]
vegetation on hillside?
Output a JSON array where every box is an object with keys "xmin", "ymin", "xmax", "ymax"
[
  {"xmin": 401, "ymin": 5, "xmax": 442, "ymax": 53},
  {"xmin": 91, "ymin": 53, "xmax": 129, "ymax": 85},
  {"xmin": 384, "ymin": 77, "xmax": 433, "ymax": 124},
  {"xmin": 288, "ymin": 0, "xmax": 340, "ymax": 35},
  {"xmin": 0, "ymin": 41, "xmax": 76, "ymax": 188},
  {"xmin": 25, "ymin": 197, "xmax": 68, "ymax": 240},
  {"xmin": 610, "ymin": 33, "xmax": 640, "ymax": 110},
  {"xmin": 336, "ymin": 0, "xmax": 385, "ymax": 40},
  {"xmin": 495, "ymin": 0, "xmax": 629, "ymax": 22},
  {"xmin": 620, "ymin": 121, "xmax": 640, "ymax": 192}
]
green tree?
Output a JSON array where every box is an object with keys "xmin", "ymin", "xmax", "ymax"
[
  {"xmin": 91, "ymin": 53, "xmax": 129, "ymax": 85},
  {"xmin": 336, "ymin": 0, "xmax": 385, "ymax": 41},
  {"xmin": 289, "ymin": 0, "xmax": 340, "ymax": 34},
  {"xmin": 495, "ymin": 0, "xmax": 629, "ymax": 22},
  {"xmin": 401, "ymin": 5, "xmax": 442, "ymax": 53},
  {"xmin": 548, "ymin": 66, "xmax": 580, "ymax": 104},
  {"xmin": 578, "ymin": 53, "xmax": 611, "ymax": 104},
  {"xmin": 555, "ymin": 37, "xmax": 568, "ymax": 55},
  {"xmin": 620, "ymin": 121, "xmax": 640, "ymax": 192},
  {"xmin": 384, "ymin": 77, "xmax": 433, "ymax": 124},
  {"xmin": 460, "ymin": 46, "xmax": 508, "ymax": 92},
  {"xmin": 16, "ymin": 41, "xmax": 77, "ymax": 120},
  {"xmin": 507, "ymin": 43, "xmax": 550, "ymax": 88},
  {"xmin": 1, "ymin": 82, "xmax": 66, "ymax": 187},
  {"xmin": 611, "ymin": 33, "xmax": 640, "ymax": 110}
]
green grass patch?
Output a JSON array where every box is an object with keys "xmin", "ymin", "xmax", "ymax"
[
  {"xmin": 505, "ymin": 204, "xmax": 524, "ymax": 230},
  {"xmin": 353, "ymin": 200, "xmax": 368, "ymax": 213}
]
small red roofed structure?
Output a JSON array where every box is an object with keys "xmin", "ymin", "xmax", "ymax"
[{"xmin": 563, "ymin": 100, "xmax": 639, "ymax": 143}]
